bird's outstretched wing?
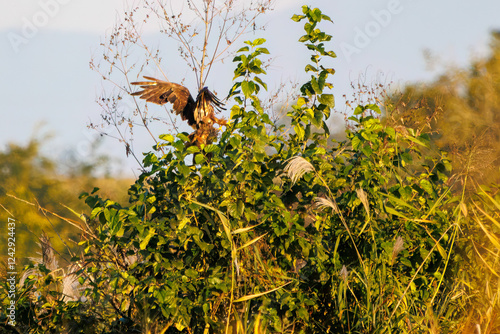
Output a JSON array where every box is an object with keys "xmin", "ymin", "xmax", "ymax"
[{"xmin": 131, "ymin": 76, "xmax": 196, "ymax": 127}]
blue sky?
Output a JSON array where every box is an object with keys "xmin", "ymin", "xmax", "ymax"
[{"xmin": 1, "ymin": 0, "xmax": 499, "ymax": 176}]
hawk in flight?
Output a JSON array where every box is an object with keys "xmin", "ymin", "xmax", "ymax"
[{"xmin": 131, "ymin": 76, "xmax": 227, "ymax": 147}]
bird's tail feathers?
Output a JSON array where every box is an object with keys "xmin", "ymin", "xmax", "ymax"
[{"xmin": 198, "ymin": 88, "xmax": 226, "ymax": 112}]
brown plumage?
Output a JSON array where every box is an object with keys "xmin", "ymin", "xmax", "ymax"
[{"xmin": 130, "ymin": 76, "xmax": 227, "ymax": 131}]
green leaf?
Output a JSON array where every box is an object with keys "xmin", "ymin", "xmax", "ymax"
[
  {"xmin": 318, "ymin": 94, "xmax": 335, "ymax": 108},
  {"xmin": 140, "ymin": 228, "xmax": 156, "ymax": 250},
  {"xmin": 177, "ymin": 133, "xmax": 190, "ymax": 142},
  {"xmin": 295, "ymin": 124, "xmax": 305, "ymax": 140},
  {"xmin": 237, "ymin": 200, "xmax": 244, "ymax": 217},
  {"xmin": 242, "ymin": 160, "xmax": 255, "ymax": 172},
  {"xmin": 256, "ymin": 47, "xmax": 270, "ymax": 54},
  {"xmin": 229, "ymin": 136, "xmax": 241, "ymax": 148},
  {"xmin": 291, "ymin": 14, "xmax": 305, "ymax": 22},
  {"xmin": 297, "ymin": 97, "xmax": 307, "ymax": 107},
  {"xmin": 312, "ymin": 109, "xmax": 323, "ymax": 127},
  {"xmin": 304, "ymin": 22, "xmax": 313, "ymax": 35},
  {"xmin": 297, "ymin": 307, "xmax": 309, "ymax": 321},
  {"xmin": 186, "ymin": 146, "xmax": 200, "ymax": 154},
  {"xmin": 305, "ymin": 64, "xmax": 318, "ymax": 72},
  {"xmin": 306, "ymin": 43, "xmax": 319, "ymax": 52},
  {"xmin": 322, "ymin": 14, "xmax": 333, "ymax": 22},
  {"xmin": 407, "ymin": 135, "xmax": 430, "ymax": 148},
  {"xmin": 322, "ymin": 67, "xmax": 336, "ymax": 75},
  {"xmin": 362, "ymin": 146, "xmax": 373, "ymax": 157},
  {"xmin": 384, "ymin": 205, "xmax": 410, "ymax": 219},
  {"xmin": 327, "ymin": 50, "xmax": 337, "ymax": 58},
  {"xmin": 228, "ymin": 200, "xmax": 245, "ymax": 218},
  {"xmin": 195, "ymin": 154, "xmax": 206, "ymax": 164},
  {"xmin": 300, "ymin": 82, "xmax": 315, "ymax": 96},
  {"xmin": 185, "ymin": 268, "xmax": 198, "ymax": 278},
  {"xmin": 252, "ymin": 38, "xmax": 266, "ymax": 46},
  {"xmin": 236, "ymin": 46, "xmax": 250, "ymax": 53},
  {"xmin": 178, "ymin": 217, "xmax": 189, "ymax": 230},
  {"xmin": 354, "ymin": 105, "xmax": 365, "ymax": 115},
  {"xmin": 310, "ymin": 8, "xmax": 322, "ymax": 22},
  {"xmin": 250, "ymin": 58, "xmax": 265, "ymax": 74},
  {"xmin": 230, "ymin": 105, "xmax": 243, "ymax": 119},
  {"xmin": 159, "ymin": 134, "xmax": 175, "ymax": 142},
  {"xmin": 254, "ymin": 76, "xmax": 268, "ymax": 91},
  {"xmin": 352, "ymin": 136, "xmax": 361, "ymax": 150},
  {"xmin": 204, "ymin": 144, "xmax": 220, "ymax": 154},
  {"xmin": 420, "ymin": 179, "xmax": 434, "ymax": 195},
  {"xmin": 241, "ymin": 81, "xmax": 255, "ymax": 98},
  {"xmin": 178, "ymin": 163, "xmax": 190, "ymax": 177},
  {"xmin": 299, "ymin": 35, "xmax": 310, "ymax": 43},
  {"xmin": 366, "ymin": 103, "xmax": 381, "ymax": 114}
]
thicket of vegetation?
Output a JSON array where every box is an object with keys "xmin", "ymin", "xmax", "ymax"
[{"xmin": 1, "ymin": 2, "xmax": 499, "ymax": 334}]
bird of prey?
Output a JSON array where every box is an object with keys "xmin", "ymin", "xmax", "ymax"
[{"xmin": 130, "ymin": 76, "xmax": 227, "ymax": 147}]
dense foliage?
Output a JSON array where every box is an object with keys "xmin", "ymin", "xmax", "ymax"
[{"xmin": 1, "ymin": 6, "xmax": 499, "ymax": 334}]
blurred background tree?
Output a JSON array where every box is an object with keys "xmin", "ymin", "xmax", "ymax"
[
  {"xmin": 385, "ymin": 31, "xmax": 500, "ymax": 190},
  {"xmin": 0, "ymin": 137, "xmax": 132, "ymax": 268}
]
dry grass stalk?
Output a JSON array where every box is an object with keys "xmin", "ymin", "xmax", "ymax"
[
  {"xmin": 356, "ymin": 188, "xmax": 370, "ymax": 217},
  {"xmin": 284, "ymin": 156, "xmax": 315, "ymax": 185},
  {"xmin": 391, "ymin": 236, "xmax": 405, "ymax": 265},
  {"xmin": 340, "ymin": 265, "xmax": 348, "ymax": 283},
  {"xmin": 314, "ymin": 197, "xmax": 339, "ymax": 214}
]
